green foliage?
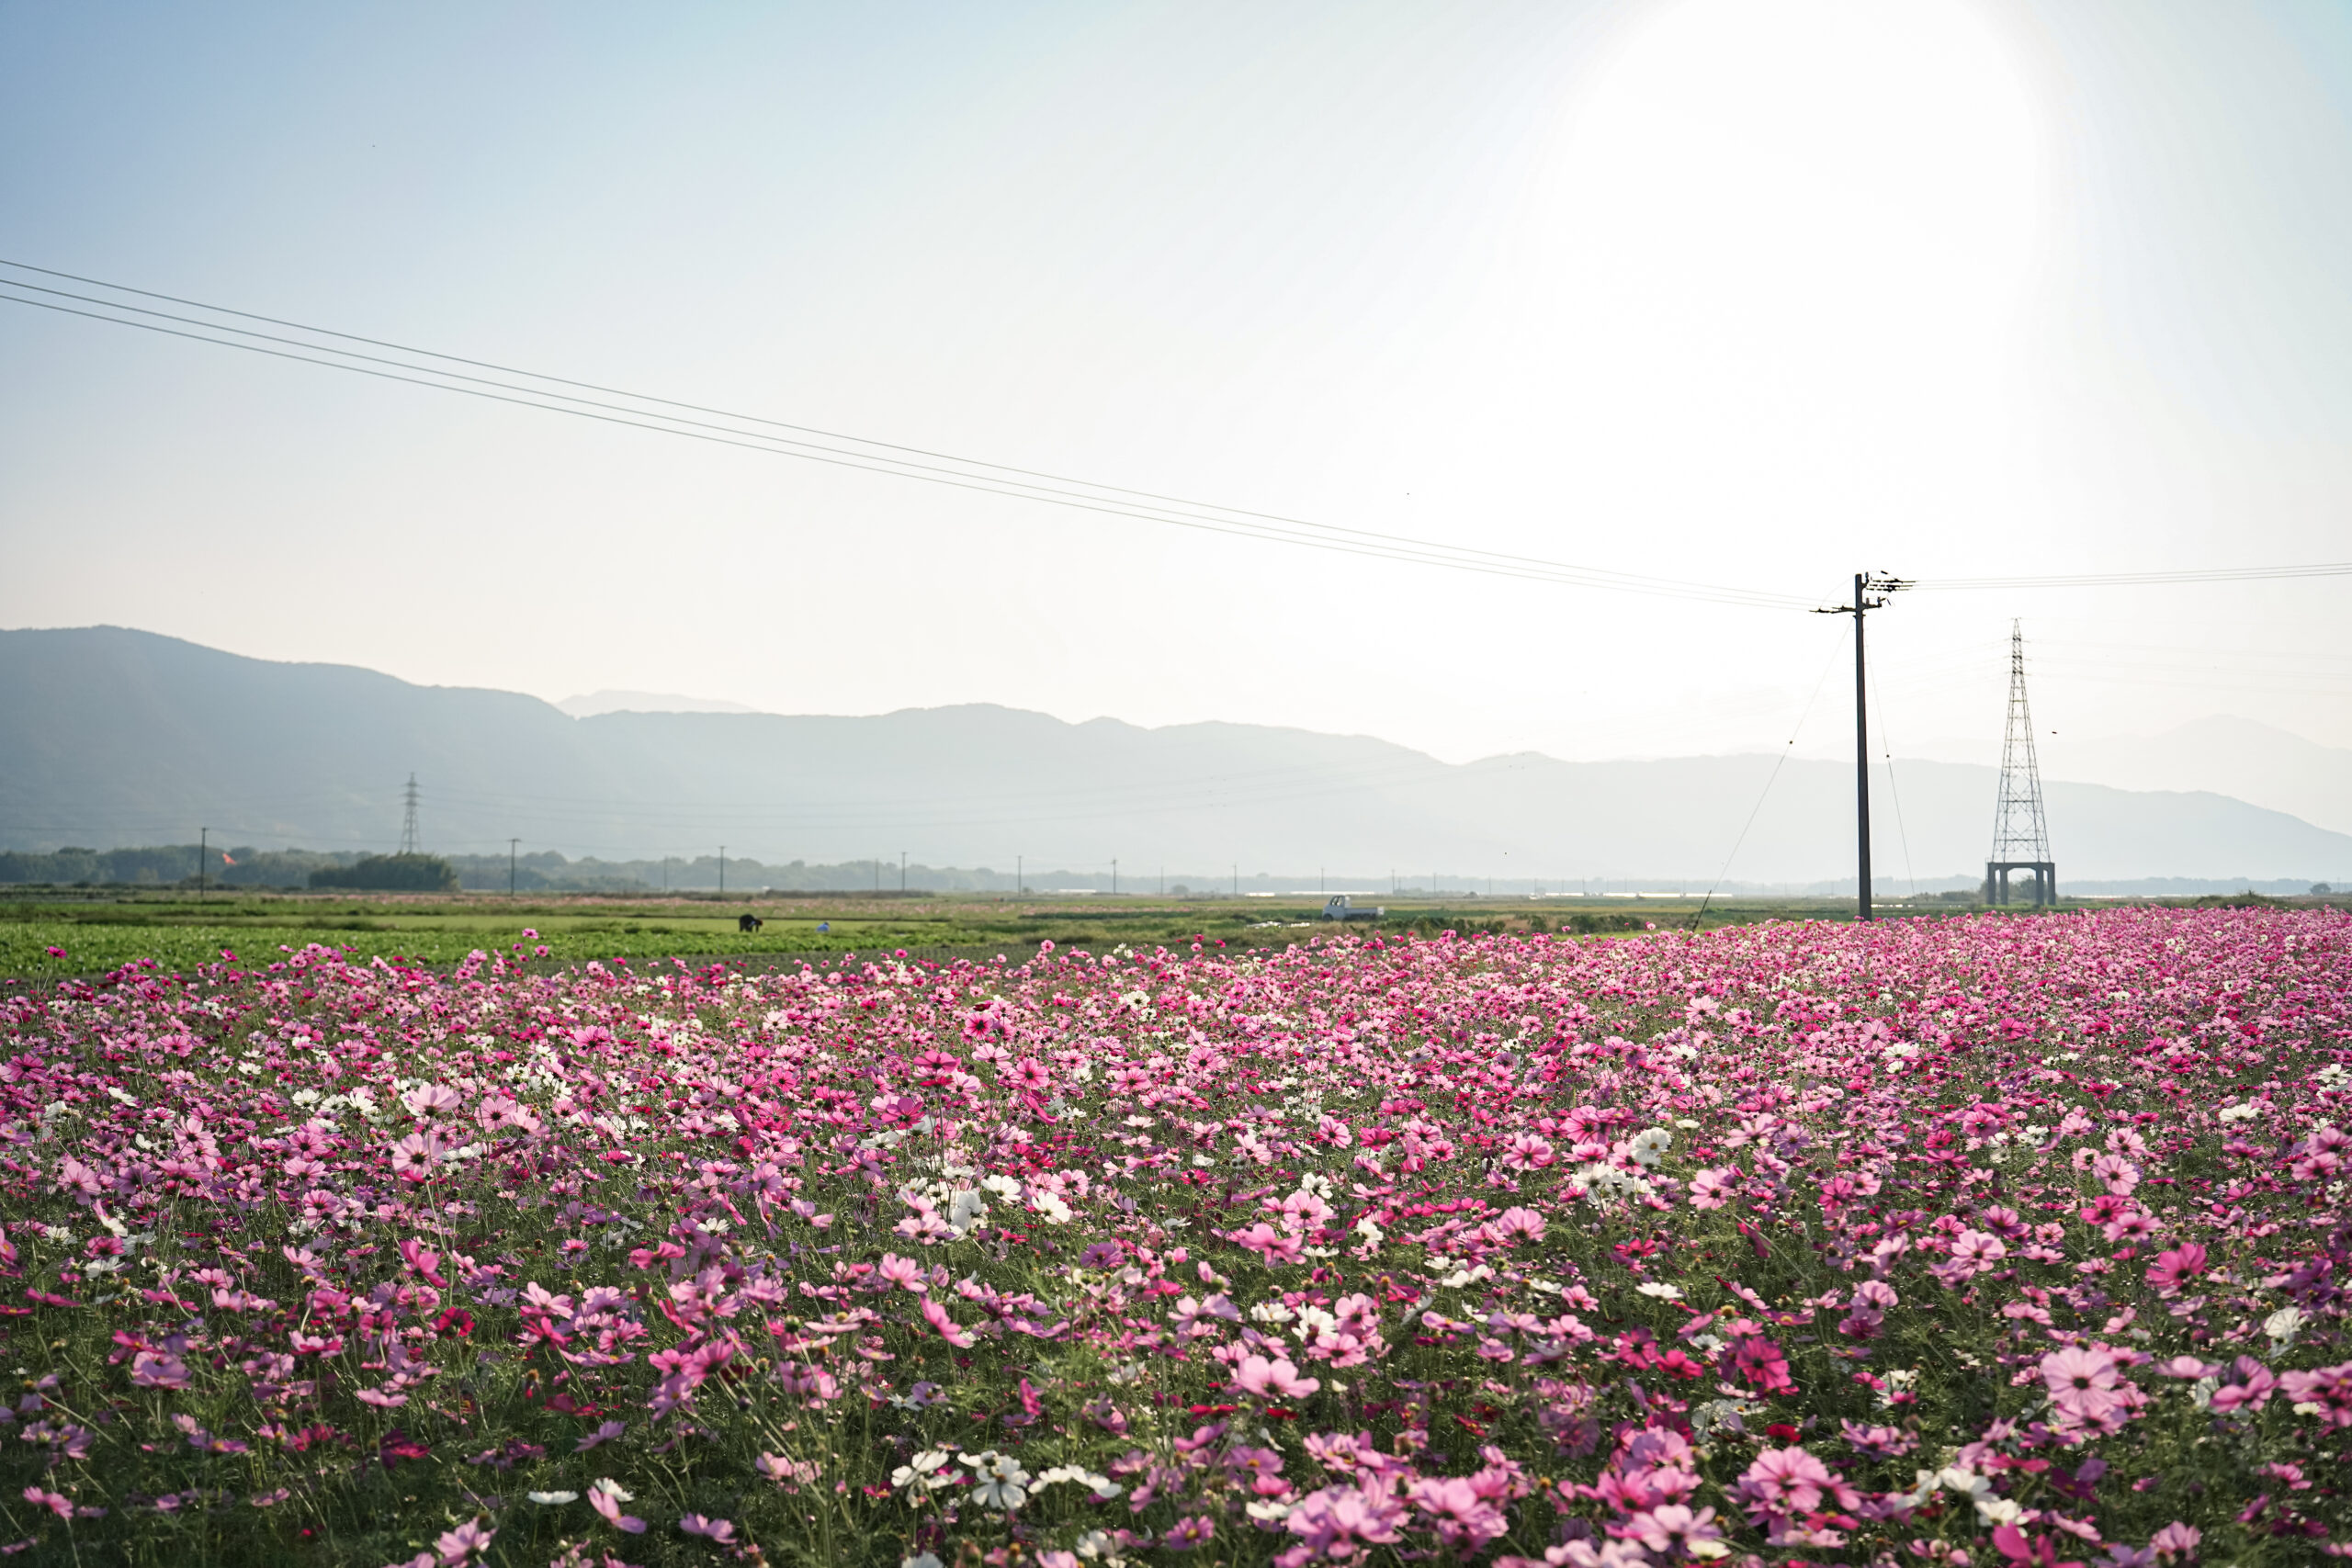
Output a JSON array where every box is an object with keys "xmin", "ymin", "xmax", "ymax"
[{"xmin": 310, "ymin": 854, "xmax": 462, "ymax": 893}]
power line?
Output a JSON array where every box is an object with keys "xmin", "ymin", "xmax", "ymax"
[
  {"xmin": 12, "ymin": 261, "xmax": 2345, "ymax": 607},
  {"xmin": 1687, "ymin": 628, "xmax": 1845, "ymax": 930},
  {"xmin": 1915, "ymin": 563, "xmax": 2352, "ymax": 590},
  {"xmin": 0, "ymin": 263, "xmax": 1818, "ymax": 612}
]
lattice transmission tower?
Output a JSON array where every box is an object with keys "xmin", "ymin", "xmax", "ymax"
[
  {"xmin": 398, "ymin": 773, "xmax": 422, "ymax": 856},
  {"xmin": 1984, "ymin": 623, "xmax": 2054, "ymax": 906}
]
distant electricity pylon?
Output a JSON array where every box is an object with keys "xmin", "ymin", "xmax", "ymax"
[
  {"xmin": 398, "ymin": 773, "xmax": 422, "ymax": 855},
  {"xmin": 1984, "ymin": 622, "xmax": 2055, "ymax": 907}
]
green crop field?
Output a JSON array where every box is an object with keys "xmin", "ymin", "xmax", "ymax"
[{"xmin": 0, "ymin": 886, "xmax": 1958, "ymax": 981}]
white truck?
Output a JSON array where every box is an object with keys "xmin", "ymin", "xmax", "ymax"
[{"xmin": 1320, "ymin": 895, "xmax": 1385, "ymax": 921}]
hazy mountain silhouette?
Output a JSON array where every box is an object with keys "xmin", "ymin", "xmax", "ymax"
[
  {"xmin": 1908, "ymin": 717, "xmax": 2352, "ymax": 840},
  {"xmin": 555, "ymin": 690, "xmax": 763, "ymax": 718},
  {"xmin": 4, "ymin": 626, "xmax": 2346, "ymax": 885}
]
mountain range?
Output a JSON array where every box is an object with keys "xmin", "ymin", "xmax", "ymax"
[{"xmin": 3, "ymin": 626, "xmax": 2346, "ymax": 887}]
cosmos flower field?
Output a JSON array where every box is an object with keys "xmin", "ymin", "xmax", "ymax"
[{"xmin": 1, "ymin": 908, "xmax": 2346, "ymax": 1568}]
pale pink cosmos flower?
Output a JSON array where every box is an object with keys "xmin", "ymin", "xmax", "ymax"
[
  {"xmin": 1688, "ymin": 1167, "xmax": 1737, "ymax": 1210},
  {"xmin": 1232, "ymin": 1354, "xmax": 1320, "ymax": 1400},
  {"xmin": 1409, "ymin": 1476, "xmax": 1508, "ymax": 1550},
  {"xmin": 1734, "ymin": 1445, "xmax": 1834, "ymax": 1517},
  {"xmin": 1231, "ymin": 1222, "xmax": 1304, "ymax": 1266},
  {"xmin": 434, "ymin": 1517, "xmax": 495, "ymax": 1564},
  {"xmin": 389, "ymin": 1132, "xmax": 440, "ymax": 1182},
  {"xmin": 575, "ymin": 1420, "xmax": 627, "ymax": 1451},
  {"xmin": 1950, "ymin": 1228, "xmax": 2007, "ymax": 1269},
  {"xmin": 1623, "ymin": 1503, "xmax": 1724, "ymax": 1556},
  {"xmin": 2153, "ymin": 1356, "xmax": 2218, "ymax": 1380},
  {"xmin": 401, "ymin": 1083, "xmax": 462, "ymax": 1119},
  {"xmin": 678, "ymin": 1516, "xmax": 735, "ymax": 1542},
  {"xmin": 1283, "ymin": 1483, "xmax": 1406, "ymax": 1554},
  {"xmin": 587, "ymin": 1479, "xmax": 645, "ymax": 1533},
  {"xmin": 2041, "ymin": 1346, "xmax": 2124, "ymax": 1420}
]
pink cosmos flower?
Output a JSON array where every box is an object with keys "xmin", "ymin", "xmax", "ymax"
[
  {"xmin": 1728, "ymin": 1335, "xmax": 1795, "ymax": 1394},
  {"xmin": 1688, "ymin": 1167, "xmax": 1737, "ymax": 1209},
  {"xmin": 678, "ymin": 1516, "xmax": 735, "ymax": 1542},
  {"xmin": 921, "ymin": 1295, "xmax": 976, "ymax": 1348},
  {"xmin": 2150, "ymin": 1521, "xmax": 2200, "ymax": 1562},
  {"xmin": 588, "ymin": 1480, "xmax": 646, "ymax": 1533},
  {"xmin": 1502, "ymin": 1133, "xmax": 1555, "ymax": 1170},
  {"xmin": 2090, "ymin": 1152, "xmax": 2140, "ymax": 1194},
  {"xmin": 2209, "ymin": 1356, "xmax": 2276, "ymax": 1414},
  {"xmin": 1623, "ymin": 1504, "xmax": 1724, "ymax": 1556},
  {"xmin": 1951, "ymin": 1228, "xmax": 2007, "ymax": 1269},
  {"xmin": 2153, "ymin": 1356, "xmax": 2218, "ymax": 1380},
  {"xmin": 1232, "ymin": 1222, "xmax": 1305, "ymax": 1266},
  {"xmin": 401, "ymin": 1084, "xmax": 462, "ymax": 1119},
  {"xmin": 2041, "ymin": 1346, "xmax": 2123, "ymax": 1418},
  {"xmin": 1164, "ymin": 1516, "xmax": 1215, "ymax": 1550},
  {"xmin": 576, "ymin": 1420, "xmax": 628, "ymax": 1451},
  {"xmin": 2145, "ymin": 1243, "xmax": 2207, "ymax": 1292},
  {"xmin": 1410, "ymin": 1477, "xmax": 1509, "ymax": 1550},
  {"xmin": 389, "ymin": 1132, "xmax": 440, "ymax": 1183},
  {"xmin": 1735, "ymin": 1445, "xmax": 1836, "ymax": 1517},
  {"xmin": 1232, "ymin": 1355, "xmax": 1320, "ymax": 1400},
  {"xmin": 2278, "ymin": 1360, "xmax": 2352, "ymax": 1427},
  {"xmin": 1283, "ymin": 1483, "xmax": 1406, "ymax": 1554},
  {"xmin": 434, "ymin": 1517, "xmax": 495, "ymax": 1564}
]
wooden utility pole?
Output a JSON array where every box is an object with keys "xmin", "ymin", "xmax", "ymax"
[{"xmin": 1815, "ymin": 572, "xmax": 1908, "ymax": 922}]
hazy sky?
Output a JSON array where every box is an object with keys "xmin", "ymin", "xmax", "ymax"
[{"xmin": 4, "ymin": 0, "xmax": 2348, "ymax": 769}]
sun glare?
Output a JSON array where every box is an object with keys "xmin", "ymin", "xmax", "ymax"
[{"xmin": 1521, "ymin": 0, "xmax": 2050, "ymax": 530}]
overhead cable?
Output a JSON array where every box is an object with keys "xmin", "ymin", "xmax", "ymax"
[{"xmin": 0, "ymin": 262, "xmax": 1815, "ymax": 611}]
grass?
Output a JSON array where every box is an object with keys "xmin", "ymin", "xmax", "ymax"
[{"xmin": 0, "ymin": 886, "xmax": 2014, "ymax": 982}]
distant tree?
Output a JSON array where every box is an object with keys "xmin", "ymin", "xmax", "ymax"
[
  {"xmin": 2317, "ymin": 883, "xmax": 2335, "ymax": 896},
  {"xmin": 310, "ymin": 853, "xmax": 459, "ymax": 892}
]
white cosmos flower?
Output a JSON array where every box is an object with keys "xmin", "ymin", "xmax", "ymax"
[
  {"xmin": 948, "ymin": 1190, "xmax": 989, "ymax": 1234},
  {"xmin": 1628, "ymin": 1128, "xmax": 1674, "ymax": 1168},
  {"xmin": 892, "ymin": 1449, "xmax": 958, "ymax": 1492},
  {"xmin": 526, "ymin": 1491, "xmax": 578, "ymax": 1505},
  {"xmin": 960, "ymin": 1450, "xmax": 1030, "ymax": 1510}
]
